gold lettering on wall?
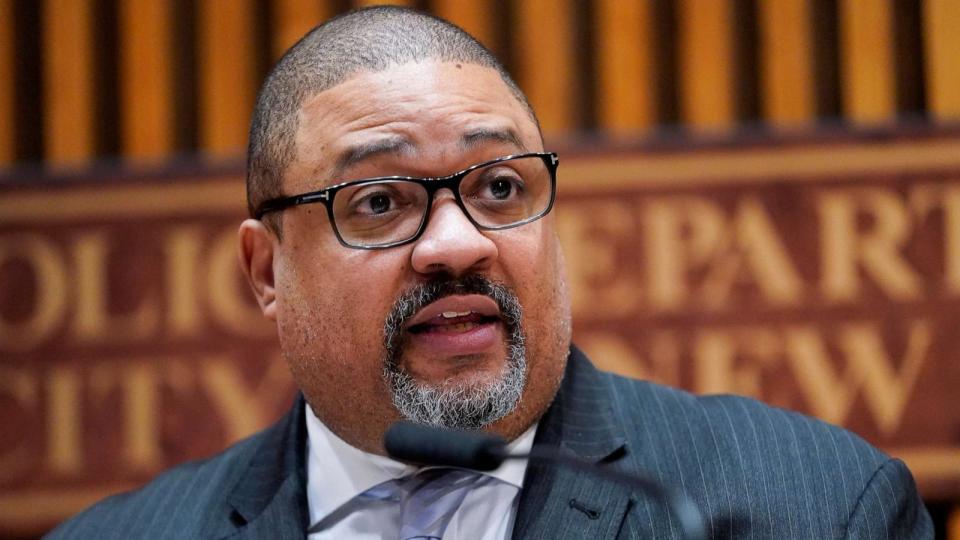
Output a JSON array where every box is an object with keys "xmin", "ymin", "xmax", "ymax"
[
  {"xmin": 0, "ymin": 234, "xmax": 68, "ymax": 351},
  {"xmin": 200, "ymin": 355, "xmax": 290, "ymax": 441},
  {"xmin": 122, "ymin": 363, "xmax": 160, "ymax": 470},
  {"xmin": 693, "ymin": 327, "xmax": 782, "ymax": 397},
  {"xmin": 819, "ymin": 189, "xmax": 923, "ymax": 302},
  {"xmin": 46, "ymin": 367, "xmax": 82, "ymax": 475},
  {"xmin": 0, "ymin": 367, "xmax": 38, "ymax": 481},
  {"xmin": 90, "ymin": 362, "xmax": 162, "ymax": 471},
  {"xmin": 72, "ymin": 231, "xmax": 160, "ymax": 343},
  {"xmin": 700, "ymin": 198, "xmax": 804, "ymax": 308},
  {"xmin": 786, "ymin": 325, "xmax": 860, "ymax": 428},
  {"xmin": 207, "ymin": 228, "xmax": 272, "ymax": 337},
  {"xmin": 556, "ymin": 202, "xmax": 642, "ymax": 319},
  {"xmin": 577, "ymin": 331, "xmax": 680, "ymax": 385},
  {"xmin": 911, "ymin": 184, "xmax": 960, "ymax": 295},
  {"xmin": 162, "ymin": 358, "xmax": 200, "ymax": 397},
  {"xmin": 645, "ymin": 332, "xmax": 682, "ymax": 387},
  {"xmin": 939, "ymin": 186, "xmax": 960, "ymax": 294},
  {"xmin": 577, "ymin": 332, "xmax": 645, "ymax": 379},
  {"xmin": 837, "ymin": 321, "xmax": 931, "ymax": 436},
  {"xmin": 643, "ymin": 196, "xmax": 725, "ymax": 311},
  {"xmin": 786, "ymin": 320, "xmax": 931, "ymax": 435},
  {"xmin": 165, "ymin": 226, "xmax": 203, "ymax": 338}
]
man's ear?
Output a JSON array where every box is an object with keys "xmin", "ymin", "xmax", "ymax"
[{"xmin": 238, "ymin": 219, "xmax": 278, "ymax": 320}]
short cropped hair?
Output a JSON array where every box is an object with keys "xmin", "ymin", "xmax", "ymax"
[{"xmin": 246, "ymin": 6, "xmax": 538, "ymax": 234}]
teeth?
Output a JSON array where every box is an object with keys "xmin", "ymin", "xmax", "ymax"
[
  {"xmin": 416, "ymin": 320, "xmax": 480, "ymax": 334},
  {"xmin": 440, "ymin": 310, "xmax": 472, "ymax": 319},
  {"xmin": 448, "ymin": 322, "xmax": 477, "ymax": 332}
]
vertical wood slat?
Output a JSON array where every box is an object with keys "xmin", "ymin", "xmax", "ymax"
[
  {"xmin": 271, "ymin": 0, "xmax": 332, "ymax": 60},
  {"xmin": 923, "ymin": 0, "xmax": 960, "ymax": 121},
  {"xmin": 838, "ymin": 0, "xmax": 896, "ymax": 124},
  {"xmin": 514, "ymin": 0, "xmax": 576, "ymax": 134},
  {"xmin": 433, "ymin": 0, "xmax": 494, "ymax": 51},
  {"xmin": 757, "ymin": 0, "xmax": 816, "ymax": 127},
  {"xmin": 197, "ymin": 0, "xmax": 258, "ymax": 158},
  {"xmin": 595, "ymin": 0, "xmax": 655, "ymax": 134},
  {"xmin": 950, "ymin": 505, "xmax": 960, "ymax": 540},
  {"xmin": 42, "ymin": 0, "xmax": 96, "ymax": 165},
  {"xmin": 677, "ymin": 0, "xmax": 736, "ymax": 131},
  {"xmin": 0, "ymin": 0, "xmax": 14, "ymax": 164},
  {"xmin": 119, "ymin": 0, "xmax": 174, "ymax": 161}
]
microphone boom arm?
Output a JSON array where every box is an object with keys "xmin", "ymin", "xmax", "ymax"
[
  {"xmin": 497, "ymin": 446, "xmax": 707, "ymax": 540},
  {"xmin": 384, "ymin": 421, "xmax": 707, "ymax": 540}
]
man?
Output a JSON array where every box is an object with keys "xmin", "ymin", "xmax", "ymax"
[{"xmin": 49, "ymin": 6, "xmax": 932, "ymax": 539}]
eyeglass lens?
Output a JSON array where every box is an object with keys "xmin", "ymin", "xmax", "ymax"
[{"xmin": 330, "ymin": 155, "xmax": 552, "ymax": 247}]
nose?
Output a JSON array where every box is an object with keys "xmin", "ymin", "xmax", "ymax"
[{"xmin": 410, "ymin": 193, "xmax": 498, "ymax": 277}]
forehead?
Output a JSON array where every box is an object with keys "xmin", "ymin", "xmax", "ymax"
[{"xmin": 285, "ymin": 61, "xmax": 541, "ymax": 191}]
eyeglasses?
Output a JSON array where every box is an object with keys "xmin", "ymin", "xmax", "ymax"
[{"xmin": 255, "ymin": 152, "xmax": 559, "ymax": 249}]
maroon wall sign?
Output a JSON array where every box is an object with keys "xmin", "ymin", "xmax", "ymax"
[{"xmin": 2, "ymin": 134, "xmax": 959, "ymax": 535}]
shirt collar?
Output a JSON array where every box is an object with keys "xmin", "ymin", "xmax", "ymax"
[{"xmin": 305, "ymin": 402, "xmax": 537, "ymax": 527}]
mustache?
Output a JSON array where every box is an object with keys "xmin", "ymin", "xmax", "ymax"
[
  {"xmin": 381, "ymin": 274, "xmax": 528, "ymax": 428},
  {"xmin": 382, "ymin": 275, "xmax": 523, "ymax": 358}
]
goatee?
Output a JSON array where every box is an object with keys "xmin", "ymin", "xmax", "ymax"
[{"xmin": 381, "ymin": 275, "xmax": 526, "ymax": 430}]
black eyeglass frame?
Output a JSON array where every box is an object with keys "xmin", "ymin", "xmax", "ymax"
[{"xmin": 254, "ymin": 151, "xmax": 559, "ymax": 250}]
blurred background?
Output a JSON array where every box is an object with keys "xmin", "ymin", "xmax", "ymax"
[{"xmin": 1, "ymin": 0, "xmax": 958, "ymax": 537}]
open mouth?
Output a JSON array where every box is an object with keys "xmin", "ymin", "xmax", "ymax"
[
  {"xmin": 400, "ymin": 294, "xmax": 505, "ymax": 356},
  {"xmin": 408, "ymin": 311, "xmax": 501, "ymax": 334}
]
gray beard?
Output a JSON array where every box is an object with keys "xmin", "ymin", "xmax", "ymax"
[{"xmin": 381, "ymin": 275, "xmax": 526, "ymax": 430}]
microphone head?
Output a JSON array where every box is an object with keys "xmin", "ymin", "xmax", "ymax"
[{"xmin": 384, "ymin": 421, "xmax": 507, "ymax": 471}]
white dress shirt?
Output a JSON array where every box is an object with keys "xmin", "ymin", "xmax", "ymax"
[{"xmin": 305, "ymin": 403, "xmax": 536, "ymax": 539}]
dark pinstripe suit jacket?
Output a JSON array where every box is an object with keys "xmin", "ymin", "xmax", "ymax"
[{"xmin": 47, "ymin": 346, "xmax": 932, "ymax": 539}]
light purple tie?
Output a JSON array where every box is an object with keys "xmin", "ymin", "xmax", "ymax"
[
  {"xmin": 356, "ymin": 468, "xmax": 483, "ymax": 540},
  {"xmin": 398, "ymin": 468, "xmax": 483, "ymax": 540}
]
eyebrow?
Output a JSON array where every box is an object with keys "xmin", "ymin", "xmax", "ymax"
[
  {"xmin": 330, "ymin": 128, "xmax": 527, "ymax": 180},
  {"xmin": 333, "ymin": 137, "xmax": 415, "ymax": 178},
  {"xmin": 460, "ymin": 128, "xmax": 527, "ymax": 152}
]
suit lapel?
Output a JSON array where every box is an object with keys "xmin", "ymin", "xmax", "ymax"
[
  {"xmin": 512, "ymin": 346, "xmax": 633, "ymax": 539},
  {"xmin": 222, "ymin": 395, "xmax": 310, "ymax": 540},
  {"xmin": 216, "ymin": 352, "xmax": 633, "ymax": 539}
]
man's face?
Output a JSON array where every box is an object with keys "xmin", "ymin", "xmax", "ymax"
[{"xmin": 240, "ymin": 60, "xmax": 571, "ymax": 453}]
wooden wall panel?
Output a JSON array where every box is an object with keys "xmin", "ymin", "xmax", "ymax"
[
  {"xmin": 596, "ymin": 0, "xmax": 655, "ymax": 134},
  {"xmin": 271, "ymin": 0, "xmax": 332, "ymax": 60},
  {"xmin": 514, "ymin": 0, "xmax": 576, "ymax": 134},
  {"xmin": 758, "ymin": 0, "xmax": 815, "ymax": 127},
  {"xmin": 0, "ymin": 0, "xmax": 953, "ymax": 169},
  {"xmin": 839, "ymin": 0, "xmax": 896, "ymax": 124},
  {"xmin": 949, "ymin": 506, "xmax": 960, "ymax": 540},
  {"xmin": 433, "ymin": 0, "xmax": 494, "ymax": 51},
  {"xmin": 677, "ymin": 0, "xmax": 736, "ymax": 131},
  {"xmin": 923, "ymin": 0, "xmax": 960, "ymax": 121},
  {"xmin": 197, "ymin": 0, "xmax": 258, "ymax": 158},
  {"xmin": 42, "ymin": 0, "xmax": 96, "ymax": 166},
  {"xmin": 0, "ymin": 0, "xmax": 13, "ymax": 164},
  {"xmin": 119, "ymin": 0, "xmax": 174, "ymax": 161}
]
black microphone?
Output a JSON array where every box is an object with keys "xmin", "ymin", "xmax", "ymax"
[
  {"xmin": 384, "ymin": 421, "xmax": 508, "ymax": 471},
  {"xmin": 385, "ymin": 421, "xmax": 707, "ymax": 540}
]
